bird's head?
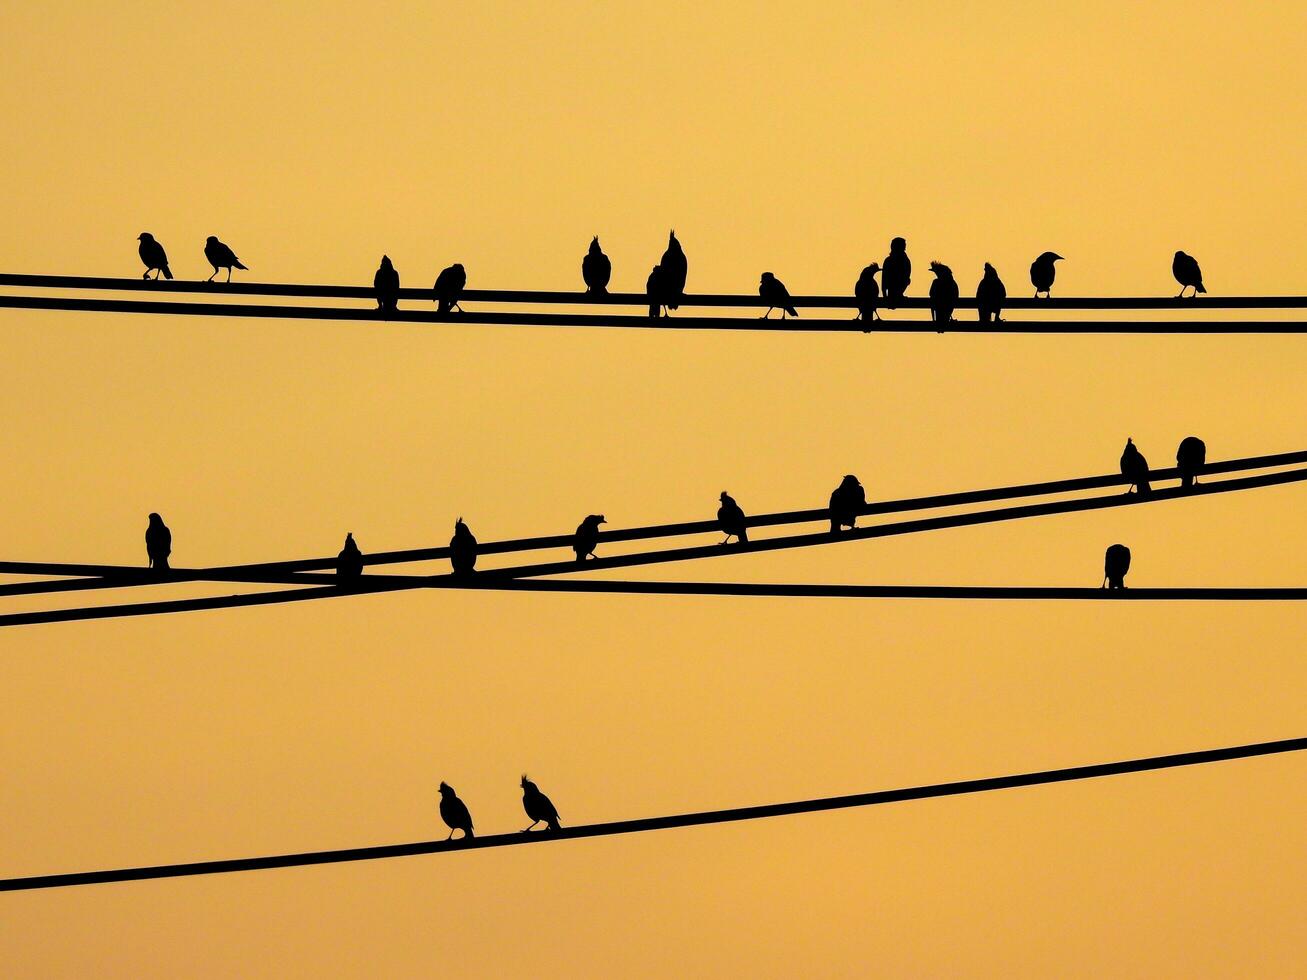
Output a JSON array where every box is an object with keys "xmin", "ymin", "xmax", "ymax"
[
  {"xmin": 1174, "ymin": 250, "xmax": 1187, "ymax": 260},
  {"xmin": 720, "ymin": 491, "xmax": 730, "ymax": 501},
  {"xmin": 148, "ymin": 512, "xmax": 162, "ymax": 523},
  {"xmin": 865, "ymin": 262, "xmax": 880, "ymax": 274},
  {"xmin": 521, "ymin": 774, "xmax": 532, "ymax": 789},
  {"xmin": 842, "ymin": 474, "xmax": 860, "ymax": 487},
  {"xmin": 138, "ymin": 233, "xmax": 152, "ymax": 242},
  {"xmin": 439, "ymin": 781, "xmax": 452, "ymax": 795},
  {"xmin": 760, "ymin": 272, "xmax": 774, "ymax": 283},
  {"xmin": 890, "ymin": 237, "xmax": 906, "ymax": 252},
  {"xmin": 590, "ymin": 236, "xmax": 601, "ymax": 249},
  {"xmin": 593, "ymin": 514, "xmax": 607, "ymax": 525},
  {"xmin": 1037, "ymin": 251, "xmax": 1063, "ymax": 264},
  {"xmin": 929, "ymin": 261, "xmax": 952, "ymax": 277},
  {"xmin": 983, "ymin": 262, "xmax": 996, "ymax": 275},
  {"xmin": 453, "ymin": 263, "xmax": 465, "ymax": 272},
  {"xmin": 206, "ymin": 236, "xmax": 218, "ymax": 244},
  {"xmin": 380, "ymin": 255, "xmax": 391, "ymax": 267}
]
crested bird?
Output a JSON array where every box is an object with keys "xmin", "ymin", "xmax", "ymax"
[
  {"xmin": 1030, "ymin": 251, "xmax": 1062, "ymax": 298},
  {"xmin": 520, "ymin": 775, "xmax": 561, "ymax": 832},
  {"xmin": 374, "ymin": 255, "xmax": 400, "ymax": 315},
  {"xmin": 204, "ymin": 236, "xmax": 247, "ymax": 282},
  {"xmin": 438, "ymin": 782, "xmax": 474, "ymax": 839},
  {"xmin": 1102, "ymin": 544, "xmax": 1131, "ymax": 590},
  {"xmin": 574, "ymin": 514, "xmax": 606, "ymax": 561},
  {"xmin": 881, "ymin": 237, "xmax": 911, "ymax": 309},
  {"xmin": 450, "ymin": 518, "xmax": 478, "ymax": 576},
  {"xmin": 1176, "ymin": 436, "xmax": 1207, "ymax": 489},
  {"xmin": 582, "ymin": 236, "xmax": 611, "ymax": 294},
  {"xmin": 657, "ymin": 230, "xmax": 688, "ymax": 313},
  {"xmin": 759, "ymin": 272, "xmax": 798, "ymax": 319},
  {"xmin": 928, "ymin": 261, "xmax": 958, "ymax": 327},
  {"xmin": 646, "ymin": 264, "xmax": 664, "ymax": 318},
  {"xmin": 854, "ymin": 263, "xmax": 880, "ymax": 325},
  {"xmin": 434, "ymin": 263, "xmax": 467, "ymax": 314},
  {"xmin": 717, "ymin": 492, "xmax": 748, "ymax": 544},
  {"xmin": 1172, "ymin": 251, "xmax": 1206, "ymax": 298},
  {"xmin": 146, "ymin": 512, "xmax": 172, "ymax": 570},
  {"xmin": 337, "ymin": 532, "xmax": 363, "ymax": 580},
  {"xmin": 976, "ymin": 262, "xmax": 1006, "ymax": 322},
  {"xmin": 829, "ymin": 475, "xmax": 866, "ymax": 533},
  {"xmin": 1120, "ymin": 438, "xmax": 1151, "ymax": 495},
  {"xmin": 137, "ymin": 233, "xmax": 172, "ymax": 280}
]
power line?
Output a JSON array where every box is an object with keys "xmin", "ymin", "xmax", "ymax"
[{"xmin": 3, "ymin": 735, "xmax": 1302, "ymax": 891}]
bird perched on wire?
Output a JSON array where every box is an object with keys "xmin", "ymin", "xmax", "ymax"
[
  {"xmin": 374, "ymin": 255, "xmax": 400, "ymax": 315},
  {"xmin": 1102, "ymin": 544, "xmax": 1131, "ymax": 590},
  {"xmin": 646, "ymin": 265, "xmax": 665, "ymax": 318},
  {"xmin": 204, "ymin": 236, "xmax": 247, "ymax": 282},
  {"xmin": 434, "ymin": 263, "xmax": 467, "ymax": 314},
  {"xmin": 829, "ymin": 475, "xmax": 866, "ymax": 533},
  {"xmin": 1176, "ymin": 436, "xmax": 1207, "ymax": 489},
  {"xmin": 574, "ymin": 514, "xmax": 606, "ymax": 561},
  {"xmin": 146, "ymin": 512, "xmax": 172, "ymax": 570},
  {"xmin": 337, "ymin": 532, "xmax": 363, "ymax": 580},
  {"xmin": 928, "ymin": 261, "xmax": 958, "ymax": 327},
  {"xmin": 1172, "ymin": 251, "xmax": 1206, "ymax": 298},
  {"xmin": 582, "ymin": 236, "xmax": 611, "ymax": 294},
  {"xmin": 438, "ymin": 782, "xmax": 475, "ymax": 840},
  {"xmin": 137, "ymin": 233, "xmax": 172, "ymax": 280},
  {"xmin": 1120, "ymin": 438, "xmax": 1151, "ymax": 495},
  {"xmin": 717, "ymin": 492, "xmax": 748, "ymax": 544},
  {"xmin": 759, "ymin": 272, "xmax": 798, "ymax": 319},
  {"xmin": 520, "ymin": 775, "xmax": 561, "ymax": 832},
  {"xmin": 450, "ymin": 518, "xmax": 478, "ymax": 576},
  {"xmin": 976, "ymin": 263, "xmax": 1006, "ymax": 322},
  {"xmin": 854, "ymin": 263, "xmax": 880, "ymax": 325},
  {"xmin": 1030, "ymin": 251, "xmax": 1062, "ymax": 298},
  {"xmin": 657, "ymin": 230, "xmax": 688, "ymax": 313},
  {"xmin": 881, "ymin": 237, "xmax": 911, "ymax": 309}
]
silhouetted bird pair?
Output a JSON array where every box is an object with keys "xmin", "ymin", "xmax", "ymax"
[
  {"xmin": 1119, "ymin": 435, "xmax": 1207, "ymax": 494},
  {"xmin": 136, "ymin": 234, "xmax": 247, "ymax": 282},
  {"xmin": 647, "ymin": 231, "xmax": 688, "ymax": 317},
  {"xmin": 438, "ymin": 776, "xmax": 561, "ymax": 840}
]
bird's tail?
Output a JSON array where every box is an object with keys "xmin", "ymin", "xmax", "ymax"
[
  {"xmin": 1197, "ymin": 283, "xmax": 1207, "ymax": 293},
  {"xmin": 649, "ymin": 302, "xmax": 659, "ymax": 318},
  {"xmin": 162, "ymin": 265, "xmax": 173, "ymax": 280},
  {"xmin": 1138, "ymin": 479, "xmax": 1152, "ymax": 495},
  {"xmin": 234, "ymin": 260, "xmax": 249, "ymax": 270},
  {"xmin": 739, "ymin": 528, "xmax": 748, "ymax": 543},
  {"xmin": 548, "ymin": 818, "xmax": 561, "ymax": 831},
  {"xmin": 785, "ymin": 306, "xmax": 798, "ymax": 318}
]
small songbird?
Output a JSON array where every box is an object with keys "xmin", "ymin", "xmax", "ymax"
[
  {"xmin": 582, "ymin": 236, "xmax": 611, "ymax": 294},
  {"xmin": 438, "ymin": 782, "xmax": 474, "ymax": 840},
  {"xmin": 759, "ymin": 272, "xmax": 798, "ymax": 319},
  {"xmin": 1120, "ymin": 438, "xmax": 1151, "ymax": 495},
  {"xmin": 204, "ymin": 236, "xmax": 248, "ymax": 282},
  {"xmin": 854, "ymin": 263, "xmax": 880, "ymax": 324},
  {"xmin": 137, "ymin": 233, "xmax": 172, "ymax": 280},
  {"xmin": 928, "ymin": 261, "xmax": 958, "ymax": 326},
  {"xmin": 574, "ymin": 514, "xmax": 606, "ymax": 561},
  {"xmin": 658, "ymin": 230, "xmax": 688, "ymax": 312},
  {"xmin": 337, "ymin": 532, "xmax": 363, "ymax": 580},
  {"xmin": 717, "ymin": 492, "xmax": 748, "ymax": 544},
  {"xmin": 374, "ymin": 255, "xmax": 400, "ymax": 315},
  {"xmin": 1102, "ymin": 543, "xmax": 1131, "ymax": 590},
  {"xmin": 976, "ymin": 263, "xmax": 1006, "ymax": 322},
  {"xmin": 450, "ymin": 518, "xmax": 478, "ymax": 576},
  {"xmin": 520, "ymin": 775, "xmax": 561, "ymax": 832},
  {"xmin": 881, "ymin": 237, "xmax": 911, "ymax": 309},
  {"xmin": 829, "ymin": 475, "xmax": 866, "ymax": 533},
  {"xmin": 646, "ymin": 264, "xmax": 665, "ymax": 318},
  {"xmin": 433, "ymin": 263, "xmax": 467, "ymax": 314},
  {"xmin": 1176, "ymin": 436, "xmax": 1207, "ymax": 489},
  {"xmin": 1172, "ymin": 251, "xmax": 1206, "ymax": 298},
  {"xmin": 1030, "ymin": 251, "xmax": 1062, "ymax": 298},
  {"xmin": 146, "ymin": 512, "xmax": 172, "ymax": 570}
]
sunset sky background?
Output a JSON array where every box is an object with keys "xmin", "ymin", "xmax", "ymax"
[{"xmin": 2, "ymin": 1, "xmax": 1306, "ymax": 975}]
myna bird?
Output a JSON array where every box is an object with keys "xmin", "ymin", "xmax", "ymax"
[
  {"xmin": 520, "ymin": 775, "xmax": 561, "ymax": 832},
  {"xmin": 881, "ymin": 237, "xmax": 911, "ymax": 308},
  {"xmin": 928, "ymin": 261, "xmax": 958, "ymax": 327},
  {"xmin": 646, "ymin": 265, "xmax": 665, "ymax": 318},
  {"xmin": 854, "ymin": 263, "xmax": 880, "ymax": 325},
  {"xmin": 1176, "ymin": 436, "xmax": 1207, "ymax": 489},
  {"xmin": 204, "ymin": 236, "xmax": 247, "ymax": 282},
  {"xmin": 438, "ymin": 782, "xmax": 474, "ymax": 840},
  {"xmin": 450, "ymin": 518, "xmax": 478, "ymax": 576},
  {"xmin": 1172, "ymin": 251, "xmax": 1206, "ymax": 298},
  {"xmin": 1120, "ymin": 438, "xmax": 1151, "ymax": 495},
  {"xmin": 829, "ymin": 475, "xmax": 866, "ymax": 533},
  {"xmin": 658, "ymin": 230, "xmax": 687, "ymax": 312},
  {"xmin": 976, "ymin": 262, "xmax": 1006, "ymax": 322},
  {"xmin": 717, "ymin": 492, "xmax": 748, "ymax": 544},
  {"xmin": 337, "ymin": 532, "xmax": 363, "ymax": 580},
  {"xmin": 1102, "ymin": 544, "xmax": 1131, "ymax": 590},
  {"xmin": 759, "ymin": 272, "xmax": 798, "ymax": 319},
  {"xmin": 574, "ymin": 514, "xmax": 606, "ymax": 561},
  {"xmin": 146, "ymin": 512, "xmax": 172, "ymax": 570},
  {"xmin": 1030, "ymin": 251, "xmax": 1062, "ymax": 298},
  {"xmin": 433, "ymin": 263, "xmax": 467, "ymax": 314},
  {"xmin": 374, "ymin": 255, "xmax": 400, "ymax": 314},
  {"xmin": 582, "ymin": 236, "xmax": 611, "ymax": 294},
  {"xmin": 137, "ymin": 233, "xmax": 172, "ymax": 280}
]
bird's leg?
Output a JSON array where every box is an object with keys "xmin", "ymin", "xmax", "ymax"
[
  {"xmin": 760, "ymin": 307, "xmax": 772, "ymax": 320},
  {"xmin": 207, "ymin": 270, "xmax": 217, "ymax": 282},
  {"xmin": 226, "ymin": 268, "xmax": 232, "ymax": 283},
  {"xmin": 446, "ymin": 831, "xmax": 454, "ymax": 841},
  {"xmin": 522, "ymin": 820, "xmax": 540, "ymax": 833}
]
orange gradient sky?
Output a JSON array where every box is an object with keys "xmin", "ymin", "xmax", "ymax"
[{"xmin": 2, "ymin": 2, "xmax": 1306, "ymax": 976}]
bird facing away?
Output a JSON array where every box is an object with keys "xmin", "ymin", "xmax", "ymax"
[
  {"xmin": 574, "ymin": 514, "xmax": 606, "ymax": 561},
  {"xmin": 137, "ymin": 233, "xmax": 172, "ymax": 280},
  {"xmin": 976, "ymin": 263, "xmax": 1006, "ymax": 322},
  {"xmin": 854, "ymin": 263, "xmax": 880, "ymax": 324},
  {"xmin": 1102, "ymin": 544, "xmax": 1132, "ymax": 590},
  {"xmin": 657, "ymin": 230, "xmax": 688, "ymax": 313},
  {"xmin": 1120, "ymin": 438, "xmax": 1152, "ymax": 495},
  {"xmin": 450, "ymin": 518, "xmax": 478, "ymax": 576},
  {"xmin": 717, "ymin": 492, "xmax": 748, "ymax": 544},
  {"xmin": 146, "ymin": 512, "xmax": 171, "ymax": 570},
  {"xmin": 1176, "ymin": 436, "xmax": 1207, "ymax": 489},
  {"xmin": 337, "ymin": 532, "xmax": 363, "ymax": 580},
  {"xmin": 433, "ymin": 263, "xmax": 467, "ymax": 314},
  {"xmin": 1172, "ymin": 251, "xmax": 1206, "ymax": 298},
  {"xmin": 1030, "ymin": 251, "xmax": 1062, "ymax": 298},
  {"xmin": 928, "ymin": 261, "xmax": 958, "ymax": 326},
  {"xmin": 881, "ymin": 237, "xmax": 911, "ymax": 309},
  {"xmin": 438, "ymin": 782, "xmax": 474, "ymax": 840},
  {"xmin": 520, "ymin": 775, "xmax": 561, "ymax": 832},
  {"xmin": 759, "ymin": 272, "xmax": 798, "ymax": 319},
  {"xmin": 829, "ymin": 475, "xmax": 866, "ymax": 533},
  {"xmin": 204, "ymin": 236, "xmax": 247, "ymax": 282},
  {"xmin": 646, "ymin": 264, "xmax": 665, "ymax": 318},
  {"xmin": 582, "ymin": 236, "xmax": 612, "ymax": 294},
  {"xmin": 374, "ymin": 255, "xmax": 400, "ymax": 315}
]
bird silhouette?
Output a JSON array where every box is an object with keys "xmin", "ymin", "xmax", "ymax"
[
  {"xmin": 1176, "ymin": 436, "xmax": 1207, "ymax": 489},
  {"xmin": 881, "ymin": 237, "xmax": 911, "ymax": 309},
  {"xmin": 434, "ymin": 263, "xmax": 466, "ymax": 314},
  {"xmin": 717, "ymin": 492, "xmax": 748, "ymax": 544},
  {"xmin": 1120, "ymin": 438, "xmax": 1151, "ymax": 495},
  {"xmin": 1102, "ymin": 544, "xmax": 1131, "ymax": 590},
  {"xmin": 646, "ymin": 265, "xmax": 665, "ymax": 318},
  {"xmin": 1172, "ymin": 251, "xmax": 1206, "ymax": 298},
  {"xmin": 829, "ymin": 475, "xmax": 866, "ymax": 533},
  {"xmin": 976, "ymin": 263, "xmax": 1006, "ymax": 322},
  {"xmin": 450, "ymin": 518, "xmax": 478, "ymax": 576},
  {"xmin": 438, "ymin": 782, "xmax": 474, "ymax": 840},
  {"xmin": 574, "ymin": 514, "xmax": 606, "ymax": 561},
  {"xmin": 582, "ymin": 237, "xmax": 611, "ymax": 294},
  {"xmin": 146, "ymin": 513, "xmax": 171, "ymax": 570},
  {"xmin": 337, "ymin": 532, "xmax": 363, "ymax": 580},
  {"xmin": 854, "ymin": 263, "xmax": 880, "ymax": 325},
  {"xmin": 657, "ymin": 230, "xmax": 688, "ymax": 313},
  {"xmin": 759, "ymin": 272, "xmax": 798, "ymax": 319},
  {"xmin": 520, "ymin": 775, "xmax": 561, "ymax": 832},
  {"xmin": 928, "ymin": 261, "xmax": 958, "ymax": 327},
  {"xmin": 204, "ymin": 236, "xmax": 247, "ymax": 282},
  {"xmin": 137, "ymin": 233, "xmax": 172, "ymax": 280},
  {"xmin": 374, "ymin": 255, "xmax": 400, "ymax": 315},
  {"xmin": 1030, "ymin": 251, "xmax": 1062, "ymax": 298}
]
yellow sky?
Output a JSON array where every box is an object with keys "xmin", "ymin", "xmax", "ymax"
[{"xmin": 2, "ymin": 1, "xmax": 1306, "ymax": 976}]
